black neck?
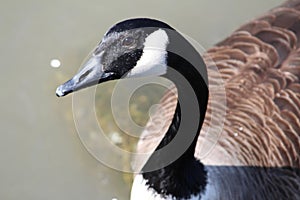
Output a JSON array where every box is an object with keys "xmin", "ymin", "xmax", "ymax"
[{"xmin": 141, "ymin": 31, "xmax": 209, "ymax": 199}]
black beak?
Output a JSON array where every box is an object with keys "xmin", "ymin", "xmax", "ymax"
[{"xmin": 56, "ymin": 54, "xmax": 116, "ymax": 97}]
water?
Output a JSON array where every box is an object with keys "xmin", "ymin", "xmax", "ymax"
[{"xmin": 0, "ymin": 0, "xmax": 283, "ymax": 199}]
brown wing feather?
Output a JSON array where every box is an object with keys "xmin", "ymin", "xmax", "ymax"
[{"xmin": 136, "ymin": 0, "xmax": 300, "ymax": 169}]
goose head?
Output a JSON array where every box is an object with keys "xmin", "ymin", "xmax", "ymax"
[{"xmin": 56, "ymin": 18, "xmax": 177, "ymax": 97}]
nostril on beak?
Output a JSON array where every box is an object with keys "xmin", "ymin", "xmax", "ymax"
[{"xmin": 79, "ymin": 69, "xmax": 92, "ymax": 82}]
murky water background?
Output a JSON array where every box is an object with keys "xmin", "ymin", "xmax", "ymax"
[{"xmin": 1, "ymin": 0, "xmax": 283, "ymax": 199}]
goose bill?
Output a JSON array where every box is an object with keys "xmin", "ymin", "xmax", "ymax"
[{"xmin": 56, "ymin": 55, "xmax": 117, "ymax": 97}]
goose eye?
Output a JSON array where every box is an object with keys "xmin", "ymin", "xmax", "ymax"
[{"xmin": 122, "ymin": 36, "xmax": 135, "ymax": 46}]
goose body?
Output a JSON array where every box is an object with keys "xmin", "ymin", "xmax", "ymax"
[{"xmin": 57, "ymin": 1, "xmax": 300, "ymax": 199}]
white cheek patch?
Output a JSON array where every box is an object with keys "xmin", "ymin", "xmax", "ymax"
[{"xmin": 126, "ymin": 29, "xmax": 169, "ymax": 78}]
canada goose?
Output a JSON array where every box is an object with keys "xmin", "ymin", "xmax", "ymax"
[{"xmin": 56, "ymin": 0, "xmax": 300, "ymax": 199}]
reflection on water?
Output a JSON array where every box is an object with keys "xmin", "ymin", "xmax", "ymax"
[
  {"xmin": 1, "ymin": 0, "xmax": 283, "ymax": 199},
  {"xmin": 50, "ymin": 59, "xmax": 61, "ymax": 68}
]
